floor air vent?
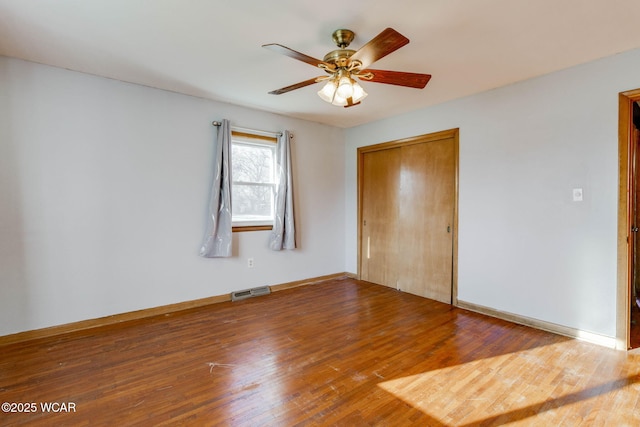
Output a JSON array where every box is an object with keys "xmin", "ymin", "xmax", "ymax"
[{"xmin": 231, "ymin": 286, "xmax": 271, "ymax": 301}]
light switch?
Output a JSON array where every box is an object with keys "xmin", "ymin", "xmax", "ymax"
[{"xmin": 572, "ymin": 188, "xmax": 583, "ymax": 202}]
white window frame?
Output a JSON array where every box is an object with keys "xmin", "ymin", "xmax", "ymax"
[{"xmin": 231, "ymin": 131, "xmax": 277, "ymax": 231}]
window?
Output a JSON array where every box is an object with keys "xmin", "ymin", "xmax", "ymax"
[{"xmin": 231, "ymin": 131, "xmax": 277, "ymax": 231}]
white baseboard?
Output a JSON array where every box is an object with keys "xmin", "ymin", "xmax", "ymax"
[{"xmin": 456, "ymin": 300, "xmax": 618, "ymax": 349}]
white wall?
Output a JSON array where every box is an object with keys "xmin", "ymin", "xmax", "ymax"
[
  {"xmin": 0, "ymin": 56, "xmax": 346, "ymax": 336},
  {"xmin": 345, "ymin": 48, "xmax": 640, "ymax": 339},
  {"xmin": 5, "ymin": 48, "xmax": 640, "ymax": 340}
]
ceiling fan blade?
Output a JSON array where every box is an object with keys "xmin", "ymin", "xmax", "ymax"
[
  {"xmin": 360, "ymin": 69, "xmax": 431, "ymax": 88},
  {"xmin": 262, "ymin": 43, "xmax": 332, "ymax": 69},
  {"xmin": 349, "ymin": 28, "xmax": 409, "ymax": 69},
  {"xmin": 268, "ymin": 77, "xmax": 322, "ymax": 95}
]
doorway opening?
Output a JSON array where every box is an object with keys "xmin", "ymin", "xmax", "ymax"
[
  {"xmin": 630, "ymin": 101, "xmax": 640, "ymax": 349},
  {"xmin": 617, "ymin": 89, "xmax": 640, "ymax": 350}
]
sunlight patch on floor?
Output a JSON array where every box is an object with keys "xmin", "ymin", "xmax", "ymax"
[{"xmin": 378, "ymin": 340, "xmax": 640, "ymax": 426}]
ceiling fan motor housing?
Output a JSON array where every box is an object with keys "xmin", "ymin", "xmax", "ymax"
[
  {"xmin": 323, "ymin": 49, "xmax": 356, "ymax": 68},
  {"xmin": 332, "ymin": 29, "xmax": 355, "ymax": 48},
  {"xmin": 323, "ymin": 29, "xmax": 358, "ymax": 69}
]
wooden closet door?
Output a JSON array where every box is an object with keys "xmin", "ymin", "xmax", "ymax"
[
  {"xmin": 360, "ymin": 148, "xmax": 401, "ymax": 288},
  {"xmin": 398, "ymin": 138, "xmax": 456, "ymax": 303}
]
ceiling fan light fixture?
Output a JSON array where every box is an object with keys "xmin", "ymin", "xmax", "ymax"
[
  {"xmin": 317, "ymin": 71, "xmax": 367, "ymax": 107},
  {"xmin": 317, "ymin": 79, "xmax": 338, "ymax": 103},
  {"xmin": 317, "ymin": 76, "xmax": 349, "ymax": 106},
  {"xmin": 331, "ymin": 91, "xmax": 348, "ymax": 107},
  {"xmin": 351, "ymin": 80, "xmax": 368, "ymax": 103},
  {"xmin": 336, "ymin": 75, "xmax": 355, "ymax": 99}
]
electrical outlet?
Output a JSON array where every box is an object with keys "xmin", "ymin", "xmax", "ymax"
[
  {"xmin": 247, "ymin": 258, "xmax": 254, "ymax": 268},
  {"xmin": 572, "ymin": 188, "xmax": 583, "ymax": 202}
]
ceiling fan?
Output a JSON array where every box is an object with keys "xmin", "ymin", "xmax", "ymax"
[{"xmin": 263, "ymin": 28, "xmax": 432, "ymax": 108}]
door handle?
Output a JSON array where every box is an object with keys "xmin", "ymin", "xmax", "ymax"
[{"xmin": 632, "ymin": 226, "xmax": 639, "ymax": 232}]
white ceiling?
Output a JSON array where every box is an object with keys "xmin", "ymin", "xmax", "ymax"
[{"xmin": 2, "ymin": 0, "xmax": 640, "ymax": 128}]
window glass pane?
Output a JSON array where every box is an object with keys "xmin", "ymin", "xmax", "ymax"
[
  {"xmin": 232, "ymin": 184, "xmax": 273, "ymax": 221},
  {"xmin": 232, "ymin": 143, "xmax": 274, "ymax": 183}
]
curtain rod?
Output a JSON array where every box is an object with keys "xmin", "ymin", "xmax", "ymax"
[{"xmin": 211, "ymin": 121, "xmax": 292, "ymax": 138}]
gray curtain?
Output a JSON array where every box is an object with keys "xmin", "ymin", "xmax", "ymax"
[
  {"xmin": 200, "ymin": 119, "xmax": 233, "ymax": 257},
  {"xmin": 269, "ymin": 130, "xmax": 296, "ymax": 250}
]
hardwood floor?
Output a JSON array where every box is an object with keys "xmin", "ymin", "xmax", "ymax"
[{"xmin": 1, "ymin": 278, "xmax": 639, "ymax": 426}]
